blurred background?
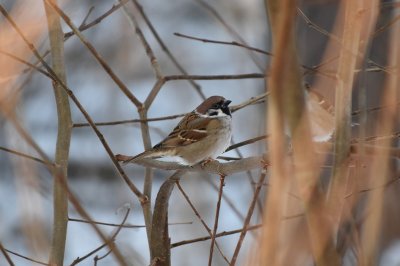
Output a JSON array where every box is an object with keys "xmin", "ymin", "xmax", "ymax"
[{"xmin": 0, "ymin": 0, "xmax": 399, "ymax": 265}]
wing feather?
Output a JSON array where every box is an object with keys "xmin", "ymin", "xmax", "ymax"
[{"xmin": 153, "ymin": 112, "xmax": 212, "ymax": 149}]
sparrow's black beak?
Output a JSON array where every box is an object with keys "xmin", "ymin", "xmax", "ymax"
[
  {"xmin": 221, "ymin": 100, "xmax": 232, "ymax": 116},
  {"xmin": 223, "ymin": 100, "xmax": 232, "ymax": 107}
]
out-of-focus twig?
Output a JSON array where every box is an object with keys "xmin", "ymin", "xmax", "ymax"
[
  {"xmin": 326, "ymin": 0, "xmax": 372, "ymax": 242},
  {"xmin": 0, "ymin": 146, "xmax": 50, "ymax": 165},
  {"xmin": 359, "ymin": 4, "xmax": 400, "ymax": 264},
  {"xmin": 0, "ymin": 50, "xmax": 51, "ymax": 78},
  {"xmin": 298, "ymin": 8, "xmax": 390, "ymax": 75},
  {"xmin": 0, "ymin": 2, "xmax": 145, "ymax": 202}
]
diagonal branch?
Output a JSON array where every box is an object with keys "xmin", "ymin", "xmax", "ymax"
[{"xmin": 44, "ymin": 0, "xmax": 142, "ymax": 108}]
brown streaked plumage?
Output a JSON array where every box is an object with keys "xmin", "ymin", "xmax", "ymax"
[{"xmin": 123, "ymin": 96, "xmax": 232, "ymax": 166}]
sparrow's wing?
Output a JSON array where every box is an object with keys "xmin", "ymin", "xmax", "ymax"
[{"xmin": 154, "ymin": 112, "xmax": 212, "ymax": 148}]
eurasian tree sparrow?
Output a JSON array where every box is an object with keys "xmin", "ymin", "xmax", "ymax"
[{"xmin": 123, "ymin": 96, "xmax": 232, "ymax": 166}]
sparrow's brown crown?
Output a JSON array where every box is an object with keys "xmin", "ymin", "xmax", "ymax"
[{"xmin": 196, "ymin": 96, "xmax": 231, "ymax": 116}]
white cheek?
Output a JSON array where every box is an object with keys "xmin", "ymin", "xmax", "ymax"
[{"xmin": 206, "ymin": 109, "xmax": 229, "ymax": 117}]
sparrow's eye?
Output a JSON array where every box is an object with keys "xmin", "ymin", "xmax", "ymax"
[{"xmin": 211, "ymin": 103, "xmax": 220, "ymax": 109}]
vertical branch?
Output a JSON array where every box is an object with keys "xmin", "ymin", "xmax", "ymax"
[
  {"xmin": 43, "ymin": 1, "xmax": 72, "ymax": 265},
  {"xmin": 139, "ymin": 108, "xmax": 154, "ymax": 250},
  {"xmin": 263, "ymin": 0, "xmax": 339, "ymax": 265},
  {"xmin": 326, "ymin": 0, "xmax": 375, "ymax": 233},
  {"xmin": 359, "ymin": 8, "xmax": 400, "ymax": 265},
  {"xmin": 150, "ymin": 170, "xmax": 186, "ymax": 266},
  {"xmin": 121, "ymin": 2, "xmax": 164, "ymax": 251},
  {"xmin": 258, "ymin": 1, "xmax": 292, "ymax": 265}
]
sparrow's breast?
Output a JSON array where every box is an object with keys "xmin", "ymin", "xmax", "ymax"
[{"xmin": 207, "ymin": 116, "xmax": 232, "ymax": 158}]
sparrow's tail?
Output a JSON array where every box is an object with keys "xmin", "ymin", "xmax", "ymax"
[{"xmin": 122, "ymin": 150, "xmax": 170, "ymax": 165}]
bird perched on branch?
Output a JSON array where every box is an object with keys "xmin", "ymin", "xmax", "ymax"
[{"xmin": 123, "ymin": 96, "xmax": 232, "ymax": 166}]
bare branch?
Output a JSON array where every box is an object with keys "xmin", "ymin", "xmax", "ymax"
[
  {"xmin": 174, "ymin": 32, "xmax": 273, "ymax": 56},
  {"xmin": 231, "ymin": 172, "xmax": 266, "ymax": 264},
  {"xmin": 3, "ymin": 248, "xmax": 47, "ymax": 266},
  {"xmin": 70, "ymin": 208, "xmax": 131, "ymax": 266},
  {"xmin": 45, "ymin": 0, "xmax": 142, "ymax": 108},
  {"xmin": 150, "ymin": 171, "xmax": 186, "ymax": 265},
  {"xmin": 164, "ymin": 73, "xmax": 265, "ymax": 80},
  {"xmin": 171, "ymin": 224, "xmax": 262, "ymax": 248},
  {"xmin": 0, "ymin": 242, "xmax": 15, "ymax": 266},
  {"xmin": 116, "ymin": 154, "xmax": 265, "ymax": 176},
  {"xmin": 208, "ymin": 175, "xmax": 225, "ymax": 266}
]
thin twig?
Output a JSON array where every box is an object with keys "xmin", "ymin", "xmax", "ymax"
[
  {"xmin": 208, "ymin": 175, "xmax": 225, "ymax": 266},
  {"xmin": 203, "ymin": 177, "xmax": 246, "ymax": 222},
  {"xmin": 165, "ymin": 73, "xmax": 265, "ymax": 80},
  {"xmin": 73, "ymin": 92, "xmax": 267, "ymax": 128},
  {"xmin": 0, "ymin": 50, "xmax": 52, "ymax": 78},
  {"xmin": 45, "ymin": 0, "xmax": 142, "ymax": 108},
  {"xmin": 130, "ymin": 0, "xmax": 207, "ymax": 99},
  {"xmin": 69, "ymin": 217, "xmax": 191, "ymax": 228},
  {"xmin": 4, "ymin": 248, "xmax": 47, "ymax": 266},
  {"xmin": 0, "ymin": 3, "xmax": 145, "ymax": 201},
  {"xmin": 372, "ymin": 13, "xmax": 400, "ymax": 37},
  {"xmin": 121, "ymin": 1, "xmax": 163, "ymax": 80},
  {"xmin": 79, "ymin": 6, "xmax": 95, "ymax": 28},
  {"xmin": 70, "ymin": 208, "xmax": 131, "ymax": 266},
  {"xmin": 0, "ymin": 146, "xmax": 50, "ymax": 165},
  {"xmin": 176, "ymin": 181, "xmax": 230, "ymax": 264},
  {"xmin": 194, "ymin": 0, "xmax": 265, "ymax": 70},
  {"xmin": 72, "ymin": 113, "xmax": 185, "ymax": 127},
  {"xmin": 344, "ymin": 176, "xmax": 400, "ymax": 199},
  {"xmin": 0, "ymin": 242, "xmax": 15, "ymax": 266},
  {"xmin": 171, "ymin": 224, "xmax": 262, "ymax": 248},
  {"xmin": 231, "ymin": 172, "xmax": 266, "ymax": 265},
  {"xmin": 225, "ymin": 135, "xmax": 268, "ymax": 152},
  {"xmin": 63, "ymin": 0, "xmax": 129, "ymax": 39},
  {"xmin": 174, "ymin": 32, "xmax": 273, "ymax": 56},
  {"xmin": 298, "ymin": 8, "xmax": 390, "ymax": 75}
]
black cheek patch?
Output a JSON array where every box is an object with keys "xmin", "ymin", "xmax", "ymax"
[
  {"xmin": 209, "ymin": 111, "xmax": 218, "ymax": 116},
  {"xmin": 222, "ymin": 107, "xmax": 231, "ymax": 116}
]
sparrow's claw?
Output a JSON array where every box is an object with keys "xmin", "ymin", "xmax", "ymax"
[
  {"xmin": 261, "ymin": 158, "xmax": 270, "ymax": 168},
  {"xmin": 200, "ymin": 158, "xmax": 226, "ymax": 176},
  {"xmin": 200, "ymin": 157, "xmax": 218, "ymax": 167}
]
